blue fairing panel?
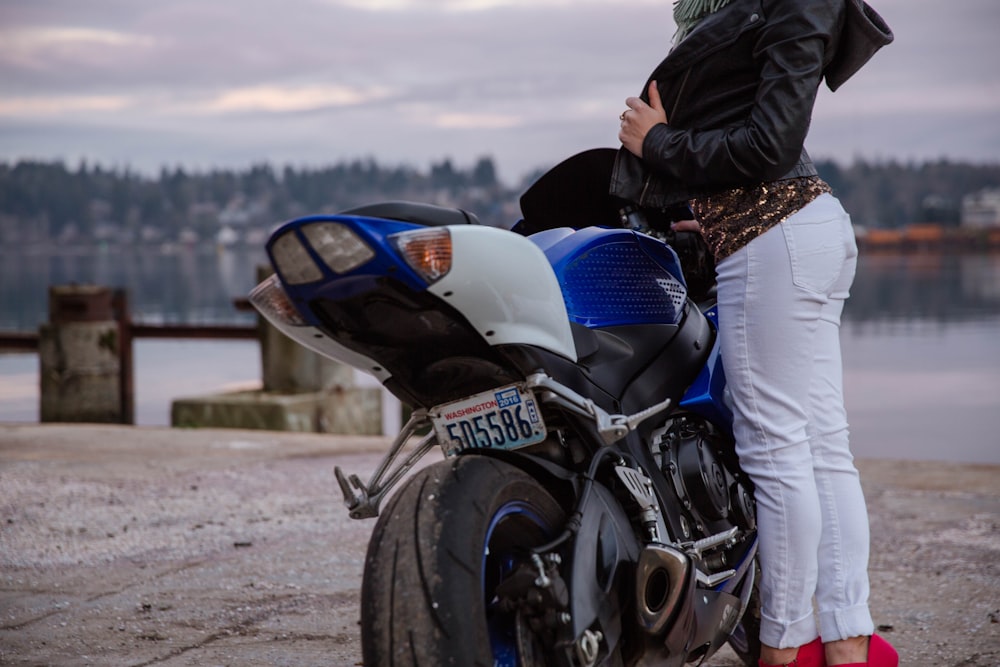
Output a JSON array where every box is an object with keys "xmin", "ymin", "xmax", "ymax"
[
  {"xmin": 678, "ymin": 306, "xmax": 733, "ymax": 427},
  {"xmin": 530, "ymin": 227, "xmax": 688, "ymax": 329}
]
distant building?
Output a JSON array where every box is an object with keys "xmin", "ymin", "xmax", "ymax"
[{"xmin": 961, "ymin": 188, "xmax": 1000, "ymax": 228}]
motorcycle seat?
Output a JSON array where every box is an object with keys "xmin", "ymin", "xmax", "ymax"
[{"xmin": 341, "ymin": 201, "xmax": 481, "ymax": 227}]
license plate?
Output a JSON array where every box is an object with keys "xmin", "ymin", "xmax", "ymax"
[{"xmin": 431, "ymin": 384, "xmax": 546, "ymax": 456}]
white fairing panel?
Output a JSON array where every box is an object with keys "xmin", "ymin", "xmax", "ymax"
[
  {"xmin": 427, "ymin": 225, "xmax": 577, "ymax": 361},
  {"xmin": 259, "ymin": 315, "xmax": 394, "ymax": 384}
]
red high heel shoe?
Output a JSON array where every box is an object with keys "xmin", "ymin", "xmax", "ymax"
[
  {"xmin": 835, "ymin": 634, "xmax": 899, "ymax": 667},
  {"xmin": 758, "ymin": 637, "xmax": 826, "ymax": 667}
]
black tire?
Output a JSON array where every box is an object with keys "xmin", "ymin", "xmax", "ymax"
[{"xmin": 360, "ymin": 454, "xmax": 566, "ymax": 667}]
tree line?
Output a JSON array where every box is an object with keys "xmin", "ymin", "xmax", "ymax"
[
  {"xmin": 1, "ymin": 155, "xmax": 998, "ymax": 245},
  {"xmin": 815, "ymin": 158, "xmax": 1000, "ymax": 228}
]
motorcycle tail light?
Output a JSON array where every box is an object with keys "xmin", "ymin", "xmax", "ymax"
[
  {"xmin": 271, "ymin": 231, "xmax": 323, "ymax": 285},
  {"xmin": 392, "ymin": 228, "xmax": 452, "ymax": 283},
  {"xmin": 301, "ymin": 222, "xmax": 375, "ymax": 274},
  {"xmin": 249, "ymin": 274, "xmax": 306, "ymax": 327}
]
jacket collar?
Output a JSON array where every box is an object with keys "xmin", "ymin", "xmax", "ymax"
[{"xmin": 656, "ymin": 0, "xmax": 764, "ymax": 76}]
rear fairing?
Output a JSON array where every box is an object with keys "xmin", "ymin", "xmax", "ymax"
[{"xmin": 263, "ymin": 214, "xmax": 716, "ymax": 413}]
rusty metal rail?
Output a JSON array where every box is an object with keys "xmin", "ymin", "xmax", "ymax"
[
  {"xmin": 1, "ymin": 297, "xmax": 257, "ymax": 352},
  {"xmin": 3, "ymin": 287, "xmax": 263, "ymax": 424},
  {"xmin": 130, "ymin": 323, "xmax": 258, "ymax": 340},
  {"xmin": 1, "ymin": 323, "xmax": 257, "ymax": 352},
  {"xmin": 0, "ymin": 331, "xmax": 40, "ymax": 352}
]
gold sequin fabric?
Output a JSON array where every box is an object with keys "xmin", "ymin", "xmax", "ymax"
[{"xmin": 690, "ymin": 176, "xmax": 833, "ymax": 260}]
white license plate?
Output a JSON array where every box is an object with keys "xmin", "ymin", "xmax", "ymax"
[{"xmin": 431, "ymin": 384, "xmax": 546, "ymax": 456}]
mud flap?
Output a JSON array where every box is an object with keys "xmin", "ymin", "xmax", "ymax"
[{"xmin": 566, "ymin": 482, "xmax": 642, "ymax": 657}]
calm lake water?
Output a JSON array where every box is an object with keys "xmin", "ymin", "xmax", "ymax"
[{"xmin": 1, "ymin": 246, "xmax": 998, "ymax": 465}]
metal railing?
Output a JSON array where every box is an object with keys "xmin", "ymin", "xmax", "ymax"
[{"xmin": 1, "ymin": 298, "xmax": 257, "ymax": 352}]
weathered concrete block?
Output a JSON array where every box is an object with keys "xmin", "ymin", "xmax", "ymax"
[
  {"xmin": 171, "ymin": 390, "xmax": 319, "ymax": 432},
  {"xmin": 256, "ymin": 265, "xmax": 353, "ymax": 394},
  {"xmin": 170, "ymin": 387, "xmax": 384, "ymax": 435},
  {"xmin": 38, "ymin": 321, "xmax": 122, "ymax": 423},
  {"xmin": 318, "ymin": 386, "xmax": 384, "ymax": 435},
  {"xmin": 259, "ymin": 321, "xmax": 354, "ymax": 393},
  {"xmin": 171, "ymin": 267, "xmax": 385, "ymax": 435}
]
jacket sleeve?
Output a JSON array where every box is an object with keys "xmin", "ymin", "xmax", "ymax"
[{"xmin": 641, "ymin": 0, "xmax": 843, "ymax": 187}]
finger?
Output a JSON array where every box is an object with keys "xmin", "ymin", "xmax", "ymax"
[
  {"xmin": 648, "ymin": 81, "xmax": 664, "ymax": 112},
  {"xmin": 625, "ymin": 96, "xmax": 647, "ymax": 112},
  {"xmin": 671, "ymin": 219, "xmax": 701, "ymax": 233}
]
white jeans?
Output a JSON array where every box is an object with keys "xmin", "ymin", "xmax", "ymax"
[{"xmin": 715, "ymin": 194, "xmax": 875, "ymax": 648}]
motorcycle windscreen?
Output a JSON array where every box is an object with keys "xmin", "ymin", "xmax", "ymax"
[{"xmin": 518, "ymin": 148, "xmax": 622, "ymax": 233}]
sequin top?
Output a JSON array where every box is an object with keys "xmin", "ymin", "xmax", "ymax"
[{"xmin": 690, "ymin": 176, "xmax": 833, "ymax": 260}]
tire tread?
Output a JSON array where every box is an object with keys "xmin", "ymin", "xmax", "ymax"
[{"xmin": 360, "ymin": 456, "xmax": 563, "ymax": 666}]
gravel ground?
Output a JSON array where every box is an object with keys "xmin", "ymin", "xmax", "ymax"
[{"xmin": 1, "ymin": 423, "xmax": 998, "ymax": 666}]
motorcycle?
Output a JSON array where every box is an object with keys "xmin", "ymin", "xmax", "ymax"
[{"xmin": 249, "ymin": 148, "xmax": 760, "ymax": 666}]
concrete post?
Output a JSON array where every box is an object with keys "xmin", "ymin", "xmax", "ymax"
[
  {"xmin": 257, "ymin": 265, "xmax": 354, "ymax": 393},
  {"xmin": 170, "ymin": 268, "xmax": 386, "ymax": 435},
  {"xmin": 39, "ymin": 285, "xmax": 129, "ymax": 424},
  {"xmin": 256, "ymin": 266, "xmax": 385, "ymax": 434}
]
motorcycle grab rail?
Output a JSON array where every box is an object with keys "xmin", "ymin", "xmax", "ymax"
[
  {"xmin": 524, "ymin": 372, "xmax": 672, "ymax": 446},
  {"xmin": 334, "ymin": 372, "xmax": 673, "ymax": 520}
]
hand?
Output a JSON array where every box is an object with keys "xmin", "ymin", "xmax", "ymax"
[
  {"xmin": 670, "ymin": 219, "xmax": 701, "ymax": 233},
  {"xmin": 619, "ymin": 80, "xmax": 668, "ymax": 158}
]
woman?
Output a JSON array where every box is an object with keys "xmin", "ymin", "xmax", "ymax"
[{"xmin": 612, "ymin": 1, "xmax": 896, "ymax": 666}]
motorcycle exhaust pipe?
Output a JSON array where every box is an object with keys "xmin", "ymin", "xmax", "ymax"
[{"xmin": 635, "ymin": 544, "xmax": 693, "ymax": 635}]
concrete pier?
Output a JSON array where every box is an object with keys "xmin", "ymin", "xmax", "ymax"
[{"xmin": 1, "ymin": 423, "xmax": 998, "ymax": 666}]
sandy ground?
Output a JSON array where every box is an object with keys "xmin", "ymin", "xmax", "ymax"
[{"xmin": 1, "ymin": 423, "xmax": 998, "ymax": 666}]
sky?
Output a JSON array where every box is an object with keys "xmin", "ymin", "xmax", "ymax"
[{"xmin": 1, "ymin": 0, "xmax": 998, "ymax": 185}]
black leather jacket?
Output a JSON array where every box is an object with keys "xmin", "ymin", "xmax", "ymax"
[{"xmin": 609, "ymin": 0, "xmax": 892, "ymax": 209}]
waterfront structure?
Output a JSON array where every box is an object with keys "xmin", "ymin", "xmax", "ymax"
[{"xmin": 962, "ymin": 187, "xmax": 1000, "ymax": 228}]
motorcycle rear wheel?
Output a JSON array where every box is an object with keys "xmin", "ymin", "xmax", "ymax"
[{"xmin": 360, "ymin": 454, "xmax": 566, "ymax": 666}]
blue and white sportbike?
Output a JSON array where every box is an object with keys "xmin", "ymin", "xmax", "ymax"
[{"xmin": 250, "ymin": 149, "xmax": 760, "ymax": 666}]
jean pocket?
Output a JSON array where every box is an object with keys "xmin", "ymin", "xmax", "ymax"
[{"xmin": 781, "ymin": 199, "xmax": 847, "ymax": 295}]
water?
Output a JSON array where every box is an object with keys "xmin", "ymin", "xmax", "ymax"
[
  {"xmin": 839, "ymin": 252, "xmax": 1000, "ymax": 464},
  {"xmin": 2, "ymin": 246, "xmax": 998, "ymax": 464},
  {"xmin": 0, "ymin": 244, "xmax": 265, "ymax": 330},
  {"xmin": 1, "ymin": 244, "xmax": 266, "ymax": 426}
]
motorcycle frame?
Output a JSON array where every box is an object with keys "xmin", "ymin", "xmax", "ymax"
[{"xmin": 251, "ymin": 196, "xmax": 759, "ymax": 665}]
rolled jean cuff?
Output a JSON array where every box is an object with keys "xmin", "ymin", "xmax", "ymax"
[
  {"xmin": 760, "ymin": 610, "xmax": 819, "ymax": 649},
  {"xmin": 819, "ymin": 604, "xmax": 875, "ymax": 642}
]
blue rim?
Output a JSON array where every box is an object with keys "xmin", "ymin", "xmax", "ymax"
[{"xmin": 482, "ymin": 500, "xmax": 555, "ymax": 666}]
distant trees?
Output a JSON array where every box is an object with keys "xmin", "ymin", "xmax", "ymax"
[
  {"xmin": 0, "ymin": 156, "xmax": 507, "ymax": 245},
  {"xmin": 1, "ymin": 155, "xmax": 997, "ymax": 245},
  {"xmin": 815, "ymin": 158, "xmax": 1000, "ymax": 228}
]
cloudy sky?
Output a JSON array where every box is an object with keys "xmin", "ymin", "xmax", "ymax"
[{"xmin": 1, "ymin": 0, "xmax": 998, "ymax": 185}]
